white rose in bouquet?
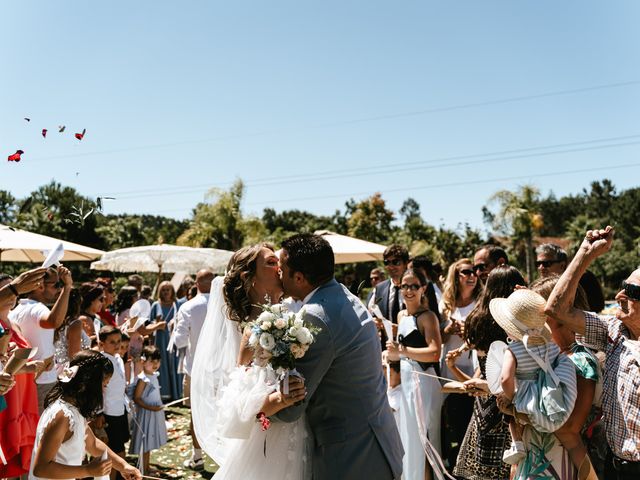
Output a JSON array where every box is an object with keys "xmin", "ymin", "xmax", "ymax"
[
  {"xmin": 259, "ymin": 333, "xmax": 276, "ymax": 351},
  {"xmin": 257, "ymin": 311, "xmax": 276, "ymax": 324},
  {"xmin": 274, "ymin": 318, "xmax": 287, "ymax": 329},
  {"xmin": 270, "ymin": 304, "xmax": 283, "ymax": 315},
  {"xmin": 293, "ymin": 318, "xmax": 304, "ymax": 328},
  {"xmin": 248, "ymin": 332, "xmax": 259, "ymax": 347},
  {"xmin": 288, "ymin": 326, "xmax": 299, "ymax": 338},
  {"xmin": 260, "ymin": 321, "xmax": 272, "ymax": 330},
  {"xmin": 296, "ymin": 327, "xmax": 313, "ymax": 345}
]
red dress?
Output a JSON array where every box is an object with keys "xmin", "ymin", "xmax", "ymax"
[{"xmin": 0, "ymin": 327, "xmax": 40, "ymax": 477}]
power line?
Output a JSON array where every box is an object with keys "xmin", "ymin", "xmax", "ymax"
[
  {"xmin": 110, "ymin": 138, "xmax": 640, "ymax": 200},
  {"xmin": 29, "ymin": 79, "xmax": 640, "ymax": 163},
  {"xmin": 104, "ymin": 132, "xmax": 640, "ymax": 196}
]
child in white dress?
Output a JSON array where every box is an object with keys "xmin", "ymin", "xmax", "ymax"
[{"xmin": 29, "ymin": 350, "xmax": 141, "ymax": 480}]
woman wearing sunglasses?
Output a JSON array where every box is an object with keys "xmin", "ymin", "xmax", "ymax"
[
  {"xmin": 386, "ymin": 269, "xmax": 443, "ymax": 480},
  {"xmin": 439, "ymin": 258, "xmax": 482, "ymax": 468}
]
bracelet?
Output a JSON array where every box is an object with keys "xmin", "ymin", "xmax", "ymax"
[
  {"xmin": 7, "ymin": 283, "xmax": 19, "ymax": 297},
  {"xmin": 256, "ymin": 412, "xmax": 271, "ymax": 431}
]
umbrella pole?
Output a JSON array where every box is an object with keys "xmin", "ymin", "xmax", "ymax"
[{"xmin": 152, "ymin": 264, "xmax": 163, "ymax": 298}]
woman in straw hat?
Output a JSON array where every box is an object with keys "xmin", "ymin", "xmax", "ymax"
[{"xmin": 489, "ymin": 289, "xmax": 579, "ymax": 471}]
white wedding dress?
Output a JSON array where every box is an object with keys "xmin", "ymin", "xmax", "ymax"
[{"xmin": 191, "ymin": 277, "xmax": 309, "ymax": 480}]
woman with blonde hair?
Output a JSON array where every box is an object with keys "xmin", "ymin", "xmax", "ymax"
[
  {"xmin": 149, "ymin": 281, "xmax": 180, "ymax": 401},
  {"xmin": 438, "ymin": 258, "xmax": 482, "ymax": 468}
]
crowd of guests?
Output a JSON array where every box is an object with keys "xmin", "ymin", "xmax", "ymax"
[
  {"xmin": 367, "ymin": 227, "xmax": 640, "ymax": 480},
  {"xmin": 0, "ymin": 225, "xmax": 639, "ymax": 480},
  {"xmin": 0, "ymin": 268, "xmax": 213, "ymax": 479}
]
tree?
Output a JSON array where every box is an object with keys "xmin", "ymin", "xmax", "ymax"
[
  {"xmin": 177, "ymin": 179, "xmax": 264, "ymax": 250},
  {"xmin": 345, "ymin": 193, "xmax": 396, "ymax": 244},
  {"xmin": 485, "ymin": 184, "xmax": 542, "ymax": 281},
  {"xmin": 0, "ymin": 191, "xmax": 16, "ymax": 224}
]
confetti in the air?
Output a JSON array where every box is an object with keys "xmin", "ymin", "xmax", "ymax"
[
  {"xmin": 24, "ymin": 117, "xmax": 30, "ymax": 122},
  {"xmin": 42, "ymin": 129, "xmax": 48, "ymax": 138},
  {"xmin": 75, "ymin": 129, "xmax": 86, "ymax": 141},
  {"xmin": 58, "ymin": 125, "xmax": 66, "ymax": 133},
  {"xmin": 8, "ymin": 150, "xmax": 24, "ymax": 162}
]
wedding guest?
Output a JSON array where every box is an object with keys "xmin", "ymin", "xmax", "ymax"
[
  {"xmin": 386, "ymin": 268, "xmax": 442, "ymax": 480},
  {"xmin": 176, "ymin": 276, "xmax": 195, "ymax": 310},
  {"xmin": 369, "ymin": 245, "xmax": 409, "ymax": 349},
  {"xmin": 410, "ymin": 255, "xmax": 443, "ymax": 303},
  {"xmin": 453, "ymin": 265, "xmax": 526, "ymax": 480},
  {"xmin": 54, "ymin": 288, "xmax": 90, "ymax": 367},
  {"xmin": 98, "ymin": 325, "xmax": 129, "ymax": 479},
  {"xmin": 545, "ymin": 226, "xmax": 640, "ymax": 479},
  {"xmin": 78, "ymin": 282, "xmax": 106, "ymax": 344},
  {"xmin": 173, "ymin": 269, "xmax": 214, "ymax": 470},
  {"xmin": 439, "ymin": 258, "xmax": 481, "ymax": 468},
  {"xmin": 535, "ymin": 243, "xmax": 568, "ymax": 278},
  {"xmin": 0, "ymin": 273, "xmax": 41, "ymax": 478},
  {"xmin": 473, "ymin": 245, "xmax": 508, "ymax": 282},
  {"xmin": 366, "ymin": 267, "xmax": 386, "ymax": 304},
  {"xmin": 97, "ymin": 277, "xmax": 117, "ymax": 327},
  {"xmin": 115, "ymin": 286, "xmax": 139, "ymax": 326},
  {"xmin": 149, "ymin": 281, "xmax": 181, "ymax": 401},
  {"xmin": 528, "ymin": 275, "xmax": 604, "ymax": 479},
  {"xmin": 127, "ymin": 274, "xmax": 144, "ymax": 292},
  {"xmin": 9, "ymin": 265, "xmax": 73, "ymax": 413},
  {"xmin": 140, "ymin": 285, "xmax": 153, "ymax": 303}
]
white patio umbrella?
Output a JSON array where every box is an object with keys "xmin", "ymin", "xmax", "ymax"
[
  {"xmin": 314, "ymin": 230, "xmax": 386, "ymax": 264},
  {"xmin": 90, "ymin": 244, "xmax": 233, "ymax": 275},
  {"xmin": 0, "ymin": 224, "xmax": 105, "ymax": 263}
]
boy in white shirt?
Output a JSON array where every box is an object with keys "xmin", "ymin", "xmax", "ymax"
[{"xmin": 99, "ymin": 325, "xmax": 129, "ymax": 479}]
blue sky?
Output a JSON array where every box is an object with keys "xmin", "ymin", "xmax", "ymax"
[{"xmin": 2, "ymin": 1, "xmax": 639, "ymax": 234}]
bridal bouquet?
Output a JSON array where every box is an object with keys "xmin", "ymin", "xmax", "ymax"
[{"xmin": 246, "ymin": 303, "xmax": 319, "ymax": 375}]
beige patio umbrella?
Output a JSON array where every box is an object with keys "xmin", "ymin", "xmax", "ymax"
[
  {"xmin": 90, "ymin": 244, "xmax": 234, "ymax": 275},
  {"xmin": 0, "ymin": 224, "xmax": 105, "ymax": 263},
  {"xmin": 314, "ymin": 230, "xmax": 386, "ymax": 263}
]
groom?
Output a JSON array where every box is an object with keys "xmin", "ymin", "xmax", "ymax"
[{"xmin": 276, "ymin": 233, "xmax": 404, "ymax": 480}]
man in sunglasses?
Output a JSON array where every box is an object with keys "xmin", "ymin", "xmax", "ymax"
[
  {"xmin": 535, "ymin": 243, "xmax": 568, "ymax": 278},
  {"xmin": 546, "ymin": 226, "xmax": 640, "ymax": 479},
  {"xmin": 368, "ymin": 245, "xmax": 409, "ymax": 349},
  {"xmin": 8, "ymin": 265, "xmax": 73, "ymax": 413},
  {"xmin": 472, "ymin": 244, "xmax": 509, "ymax": 282}
]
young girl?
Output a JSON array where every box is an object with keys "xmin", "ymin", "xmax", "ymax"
[
  {"xmin": 129, "ymin": 345, "xmax": 167, "ymax": 473},
  {"xmin": 489, "ymin": 289, "xmax": 579, "ymax": 467},
  {"xmin": 29, "ymin": 350, "xmax": 141, "ymax": 480}
]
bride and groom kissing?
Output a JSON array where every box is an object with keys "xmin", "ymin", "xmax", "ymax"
[{"xmin": 191, "ymin": 233, "xmax": 404, "ymax": 480}]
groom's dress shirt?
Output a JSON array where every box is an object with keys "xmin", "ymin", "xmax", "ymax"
[{"xmin": 173, "ymin": 293, "xmax": 209, "ymax": 376}]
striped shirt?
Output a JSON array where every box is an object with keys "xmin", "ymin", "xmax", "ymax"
[{"xmin": 584, "ymin": 311, "xmax": 640, "ymax": 461}]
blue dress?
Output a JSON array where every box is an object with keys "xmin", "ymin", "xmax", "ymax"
[
  {"xmin": 149, "ymin": 302, "xmax": 182, "ymax": 401},
  {"xmin": 129, "ymin": 372, "xmax": 168, "ymax": 454}
]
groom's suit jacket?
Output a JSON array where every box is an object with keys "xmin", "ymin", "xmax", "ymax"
[{"xmin": 276, "ymin": 279, "xmax": 404, "ymax": 480}]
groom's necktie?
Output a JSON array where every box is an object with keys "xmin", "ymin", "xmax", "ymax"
[{"xmin": 390, "ymin": 285, "xmax": 400, "ymax": 324}]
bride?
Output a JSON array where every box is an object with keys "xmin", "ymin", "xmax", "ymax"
[{"xmin": 190, "ymin": 243, "xmax": 309, "ymax": 479}]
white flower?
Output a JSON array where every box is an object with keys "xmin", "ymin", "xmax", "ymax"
[
  {"xmin": 257, "ymin": 311, "xmax": 276, "ymax": 324},
  {"xmin": 274, "ymin": 318, "xmax": 287, "ymax": 329},
  {"xmin": 293, "ymin": 318, "xmax": 304, "ymax": 328},
  {"xmin": 271, "ymin": 304, "xmax": 283, "ymax": 315},
  {"xmin": 288, "ymin": 326, "xmax": 299, "ymax": 338},
  {"xmin": 248, "ymin": 332, "xmax": 259, "ymax": 347},
  {"xmin": 296, "ymin": 327, "xmax": 313, "ymax": 344},
  {"xmin": 259, "ymin": 333, "xmax": 276, "ymax": 351},
  {"xmin": 260, "ymin": 321, "xmax": 272, "ymax": 330}
]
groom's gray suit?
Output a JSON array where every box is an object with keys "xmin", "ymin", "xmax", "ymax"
[{"xmin": 276, "ymin": 279, "xmax": 404, "ymax": 479}]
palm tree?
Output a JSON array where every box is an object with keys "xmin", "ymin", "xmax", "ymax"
[{"xmin": 486, "ymin": 184, "xmax": 543, "ymax": 281}]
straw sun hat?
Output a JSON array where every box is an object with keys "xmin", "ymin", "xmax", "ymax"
[{"xmin": 489, "ymin": 289, "xmax": 552, "ymax": 346}]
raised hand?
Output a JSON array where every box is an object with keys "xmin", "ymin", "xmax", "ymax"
[
  {"xmin": 57, "ymin": 265, "xmax": 73, "ymax": 288},
  {"xmin": 580, "ymin": 226, "xmax": 615, "ymax": 259},
  {"xmin": 9, "ymin": 267, "xmax": 47, "ymax": 294}
]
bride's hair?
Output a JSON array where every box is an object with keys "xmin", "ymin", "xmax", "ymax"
[{"xmin": 223, "ymin": 242, "xmax": 275, "ymax": 323}]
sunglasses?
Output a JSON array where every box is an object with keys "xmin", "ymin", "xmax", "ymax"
[
  {"xmin": 459, "ymin": 269, "xmax": 476, "ymax": 276},
  {"xmin": 383, "ymin": 258, "xmax": 403, "ymax": 267},
  {"xmin": 622, "ymin": 281, "xmax": 640, "ymax": 301},
  {"xmin": 472, "ymin": 263, "xmax": 488, "ymax": 273},
  {"xmin": 400, "ymin": 283, "xmax": 422, "ymax": 291},
  {"xmin": 44, "ymin": 280, "xmax": 64, "ymax": 289},
  {"xmin": 535, "ymin": 259, "xmax": 563, "ymax": 268}
]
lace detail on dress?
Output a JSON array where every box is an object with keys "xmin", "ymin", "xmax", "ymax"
[{"xmin": 39, "ymin": 399, "xmax": 79, "ymax": 434}]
